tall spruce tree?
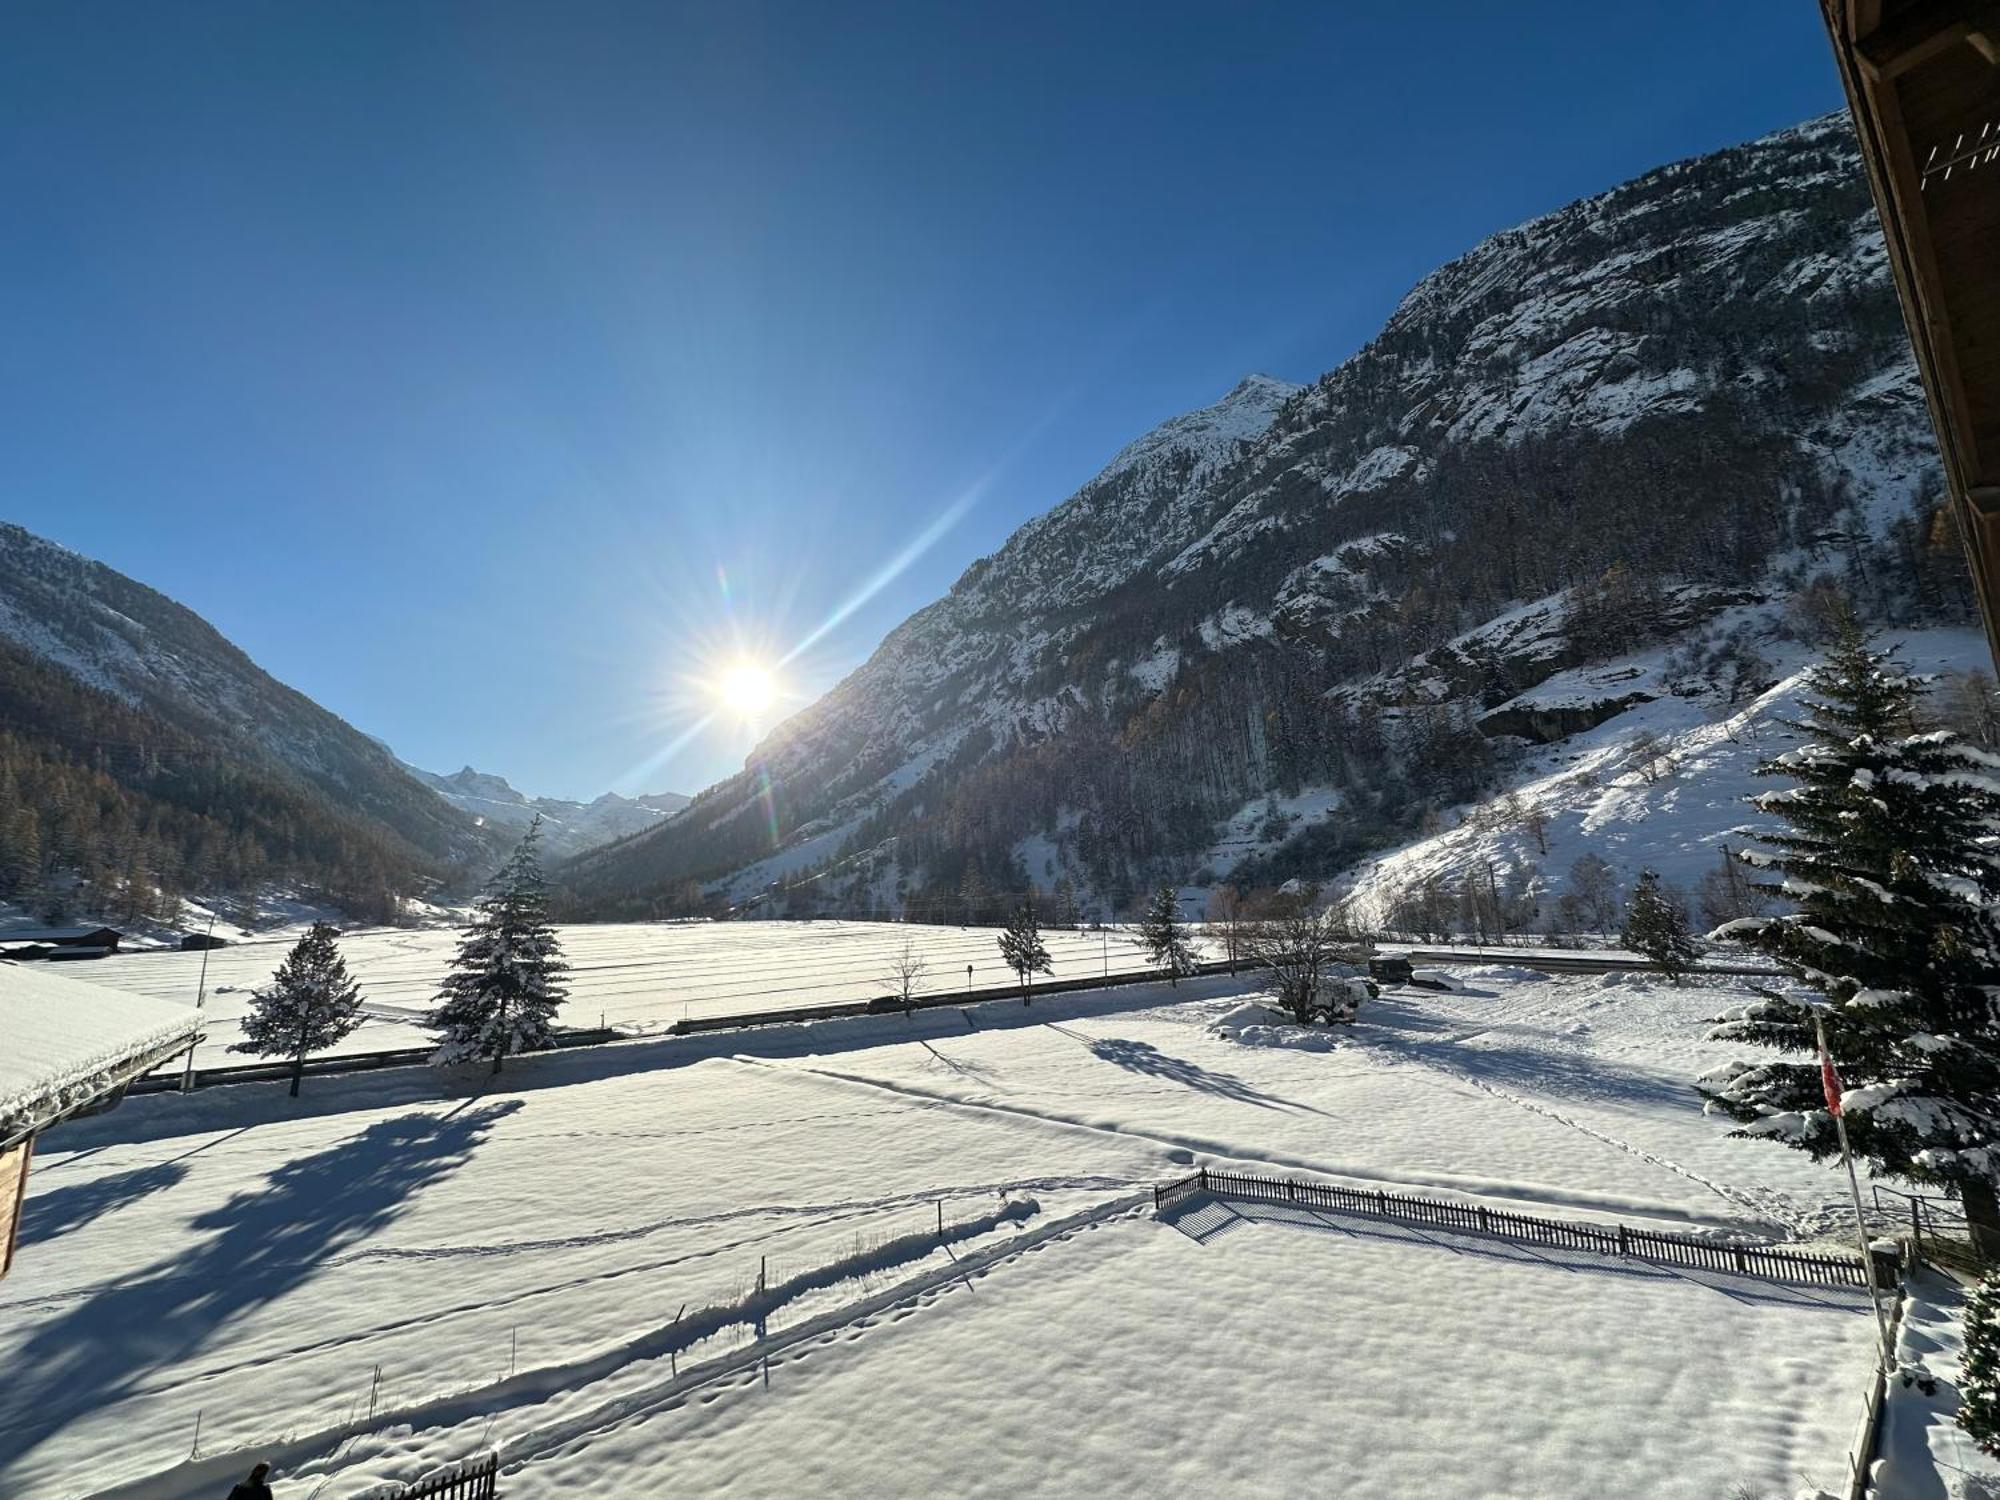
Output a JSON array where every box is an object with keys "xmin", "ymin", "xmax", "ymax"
[
  {"xmin": 1962, "ymin": 1270, "xmax": 2000, "ymax": 1455},
  {"xmin": 234, "ymin": 920, "xmax": 364, "ymax": 1096},
  {"xmin": 1621, "ymin": 870, "xmax": 1699, "ymax": 981},
  {"xmin": 1700, "ymin": 626, "xmax": 2000, "ymax": 1251},
  {"xmin": 997, "ymin": 893, "xmax": 1053, "ymax": 1003},
  {"xmin": 430, "ymin": 816, "xmax": 570, "ymax": 1074},
  {"xmin": 1140, "ymin": 885, "xmax": 1197, "ymax": 985}
]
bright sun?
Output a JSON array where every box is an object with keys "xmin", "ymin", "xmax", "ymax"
[{"xmin": 716, "ymin": 661, "xmax": 779, "ymax": 719}]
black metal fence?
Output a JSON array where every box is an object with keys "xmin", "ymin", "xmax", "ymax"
[{"xmin": 1156, "ymin": 1167, "xmax": 1873, "ymax": 1288}]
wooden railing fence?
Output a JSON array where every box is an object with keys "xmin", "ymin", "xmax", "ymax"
[
  {"xmin": 383, "ymin": 1452, "xmax": 498, "ymax": 1500},
  {"xmin": 1156, "ymin": 1167, "xmax": 1875, "ymax": 1289}
]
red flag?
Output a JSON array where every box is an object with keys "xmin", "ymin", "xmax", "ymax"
[{"xmin": 1819, "ymin": 1036, "xmax": 1844, "ymax": 1116}]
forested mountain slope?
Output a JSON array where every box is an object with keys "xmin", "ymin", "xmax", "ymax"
[
  {"xmin": 0, "ymin": 525, "xmax": 499, "ymax": 923},
  {"xmin": 566, "ymin": 112, "xmax": 1969, "ymax": 920}
]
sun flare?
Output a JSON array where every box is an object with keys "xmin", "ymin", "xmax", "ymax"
[{"xmin": 715, "ymin": 661, "xmax": 779, "ymax": 719}]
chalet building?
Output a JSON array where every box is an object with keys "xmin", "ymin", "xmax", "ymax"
[
  {"xmin": 0, "ymin": 926, "xmax": 125, "ymax": 962},
  {"xmin": 1821, "ymin": 2, "xmax": 2000, "ymax": 666},
  {"xmin": 0, "ymin": 963, "xmax": 202, "ymax": 1279}
]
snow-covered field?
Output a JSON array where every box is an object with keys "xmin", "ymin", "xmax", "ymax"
[
  {"xmin": 1, "ymin": 963, "xmax": 1929, "ymax": 1498},
  {"xmin": 77, "ymin": 920, "xmax": 1196, "ymax": 1070}
]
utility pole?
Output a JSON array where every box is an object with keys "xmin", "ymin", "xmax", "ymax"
[{"xmin": 179, "ymin": 911, "xmax": 216, "ymax": 1092}]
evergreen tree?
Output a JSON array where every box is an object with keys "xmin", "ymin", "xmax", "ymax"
[
  {"xmin": 233, "ymin": 921, "xmax": 364, "ymax": 1096},
  {"xmin": 1961, "ymin": 1270, "xmax": 2000, "ymax": 1455},
  {"xmin": 997, "ymin": 894, "xmax": 1052, "ymax": 1003},
  {"xmin": 430, "ymin": 817, "xmax": 570, "ymax": 1073},
  {"xmin": 1140, "ymin": 885, "xmax": 1197, "ymax": 985},
  {"xmin": 1620, "ymin": 869, "xmax": 1699, "ymax": 981},
  {"xmin": 1701, "ymin": 626, "xmax": 2000, "ymax": 1252}
]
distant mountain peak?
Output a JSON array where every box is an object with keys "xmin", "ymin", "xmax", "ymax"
[{"xmin": 406, "ymin": 761, "xmax": 688, "ymax": 861}]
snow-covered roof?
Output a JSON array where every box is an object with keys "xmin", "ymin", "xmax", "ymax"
[
  {"xmin": 0, "ymin": 925, "xmax": 121, "ymax": 944},
  {"xmin": 0, "ymin": 962, "xmax": 200, "ymax": 1142}
]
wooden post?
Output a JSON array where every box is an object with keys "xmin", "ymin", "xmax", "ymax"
[{"xmin": 936, "ymin": 1199, "xmax": 944, "ymax": 1238}]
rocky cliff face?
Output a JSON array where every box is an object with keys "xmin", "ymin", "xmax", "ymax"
[{"xmin": 568, "ymin": 113, "xmax": 1963, "ymax": 918}]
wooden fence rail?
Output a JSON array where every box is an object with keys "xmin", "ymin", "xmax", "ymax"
[
  {"xmin": 384, "ymin": 1452, "xmax": 498, "ymax": 1500},
  {"xmin": 1155, "ymin": 1167, "xmax": 1873, "ymax": 1289}
]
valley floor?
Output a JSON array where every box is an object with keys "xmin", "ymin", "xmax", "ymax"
[
  {"xmin": 77, "ymin": 919, "xmax": 1196, "ymax": 1070},
  {"xmin": 2, "ymin": 964, "xmax": 1982, "ymax": 1498}
]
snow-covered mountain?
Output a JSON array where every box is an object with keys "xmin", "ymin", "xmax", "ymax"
[
  {"xmin": 408, "ymin": 764, "xmax": 688, "ymax": 862},
  {"xmin": 566, "ymin": 113, "xmax": 1972, "ymax": 920},
  {"xmin": 0, "ymin": 523, "xmax": 503, "ymax": 919}
]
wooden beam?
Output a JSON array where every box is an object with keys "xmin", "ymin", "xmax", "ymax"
[{"xmin": 1855, "ymin": 1, "xmax": 2000, "ymax": 80}]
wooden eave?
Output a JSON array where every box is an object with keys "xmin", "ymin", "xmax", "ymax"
[{"xmin": 1822, "ymin": 0, "xmax": 2000, "ymax": 664}]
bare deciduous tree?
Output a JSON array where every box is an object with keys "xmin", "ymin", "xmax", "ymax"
[
  {"xmin": 1242, "ymin": 892, "xmax": 1371, "ymax": 1024},
  {"xmin": 880, "ymin": 938, "xmax": 929, "ymax": 1015},
  {"xmin": 1206, "ymin": 884, "xmax": 1252, "ymax": 973}
]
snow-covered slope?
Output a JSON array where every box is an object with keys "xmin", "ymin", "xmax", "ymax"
[
  {"xmin": 0, "ymin": 523, "xmax": 495, "ymax": 869},
  {"xmin": 1343, "ymin": 622, "xmax": 1994, "ymax": 931},
  {"xmin": 571, "ymin": 112, "xmax": 1966, "ymax": 918},
  {"xmin": 407, "ymin": 765, "xmax": 688, "ymax": 862}
]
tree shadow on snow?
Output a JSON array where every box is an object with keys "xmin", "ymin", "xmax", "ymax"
[
  {"xmin": 17, "ymin": 1160, "xmax": 191, "ymax": 1246},
  {"xmin": 1361, "ymin": 1001, "xmax": 1694, "ymax": 1113},
  {"xmin": 1073, "ymin": 1034, "xmax": 1326, "ymax": 1114},
  {"xmin": 0, "ymin": 1099, "xmax": 519, "ymax": 1485}
]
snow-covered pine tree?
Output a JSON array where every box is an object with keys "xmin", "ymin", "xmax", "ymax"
[
  {"xmin": 1962, "ymin": 1269, "xmax": 2000, "ymax": 1455},
  {"xmin": 430, "ymin": 815, "xmax": 570, "ymax": 1074},
  {"xmin": 1620, "ymin": 869, "xmax": 1699, "ymax": 981},
  {"xmin": 233, "ymin": 920, "xmax": 364, "ymax": 1096},
  {"xmin": 997, "ymin": 894, "xmax": 1052, "ymax": 1004},
  {"xmin": 1700, "ymin": 624, "xmax": 2000, "ymax": 1252},
  {"xmin": 1140, "ymin": 885, "xmax": 1197, "ymax": 985}
]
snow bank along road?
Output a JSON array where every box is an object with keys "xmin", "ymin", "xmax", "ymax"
[
  {"xmin": 2, "ymin": 965, "xmax": 1892, "ymax": 1498},
  {"xmin": 81, "ymin": 920, "xmax": 1205, "ymax": 1070}
]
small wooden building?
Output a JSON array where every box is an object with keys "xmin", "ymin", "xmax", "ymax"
[
  {"xmin": 0, "ymin": 963, "xmax": 202, "ymax": 1279},
  {"xmin": 0, "ymin": 926, "xmax": 125, "ymax": 962},
  {"xmin": 1820, "ymin": 2, "xmax": 2000, "ymax": 666}
]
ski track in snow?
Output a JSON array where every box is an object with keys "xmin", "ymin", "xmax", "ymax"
[
  {"xmin": 734, "ymin": 1047, "xmax": 1773, "ymax": 1234},
  {"xmin": 85, "ymin": 1192, "xmax": 1151, "ymax": 1500},
  {"xmin": 485, "ymin": 1202, "xmax": 1148, "ymax": 1482},
  {"xmin": 1343, "ymin": 1028, "xmax": 1807, "ymax": 1238}
]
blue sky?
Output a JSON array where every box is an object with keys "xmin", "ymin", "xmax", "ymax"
[{"xmin": 1, "ymin": 3, "xmax": 1842, "ymax": 799}]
